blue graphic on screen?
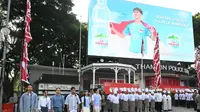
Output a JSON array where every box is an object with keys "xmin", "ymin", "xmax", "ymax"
[{"xmin": 88, "ymin": 0, "xmax": 195, "ymax": 62}]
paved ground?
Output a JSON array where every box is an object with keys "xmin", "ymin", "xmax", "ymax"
[{"xmin": 172, "ymin": 107, "xmax": 196, "ymax": 112}]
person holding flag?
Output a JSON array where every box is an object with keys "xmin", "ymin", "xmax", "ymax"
[{"xmin": 110, "ymin": 7, "xmax": 156, "ymax": 54}]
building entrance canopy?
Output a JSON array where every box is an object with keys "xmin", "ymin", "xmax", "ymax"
[{"xmin": 81, "ymin": 63, "xmax": 137, "ymax": 88}]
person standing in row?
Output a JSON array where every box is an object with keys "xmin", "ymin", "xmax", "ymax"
[
  {"xmin": 144, "ymin": 89, "xmax": 149, "ymax": 112},
  {"xmin": 38, "ymin": 90, "xmax": 51, "ymax": 112},
  {"xmin": 107, "ymin": 89, "xmax": 113, "ymax": 112},
  {"xmin": 174, "ymin": 90, "xmax": 179, "ymax": 107},
  {"xmin": 51, "ymin": 88, "xmax": 65, "ymax": 112},
  {"xmin": 155, "ymin": 89, "xmax": 162, "ymax": 112},
  {"xmin": 193, "ymin": 90, "xmax": 198, "ymax": 111},
  {"xmin": 20, "ymin": 84, "xmax": 38, "ymax": 112},
  {"xmin": 167, "ymin": 91, "xmax": 172, "ymax": 111},
  {"xmin": 129, "ymin": 88, "xmax": 136, "ymax": 112},
  {"xmin": 137, "ymin": 89, "xmax": 143, "ymax": 112},
  {"xmin": 162, "ymin": 91, "xmax": 168, "ymax": 112},
  {"xmin": 150, "ymin": 91, "xmax": 155, "ymax": 112},
  {"xmin": 111, "ymin": 88, "xmax": 120, "ymax": 112},
  {"xmin": 81, "ymin": 90, "xmax": 91, "ymax": 112},
  {"xmin": 186, "ymin": 90, "xmax": 191, "ymax": 108},
  {"xmin": 195, "ymin": 90, "xmax": 200, "ymax": 112},
  {"xmin": 100, "ymin": 91, "xmax": 106, "ymax": 112},
  {"xmin": 65, "ymin": 87, "xmax": 81, "ymax": 112},
  {"xmin": 92, "ymin": 88, "xmax": 102, "ymax": 112},
  {"xmin": 122, "ymin": 88, "xmax": 129, "ymax": 112}
]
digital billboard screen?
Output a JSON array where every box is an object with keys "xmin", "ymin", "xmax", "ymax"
[{"xmin": 88, "ymin": 0, "xmax": 195, "ymax": 62}]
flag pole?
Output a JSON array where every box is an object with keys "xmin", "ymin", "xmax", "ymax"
[
  {"xmin": 78, "ymin": 15, "xmax": 82, "ymax": 89},
  {"xmin": 0, "ymin": 0, "xmax": 11, "ymax": 110},
  {"xmin": 140, "ymin": 39, "xmax": 144, "ymax": 89},
  {"xmin": 141, "ymin": 54, "xmax": 144, "ymax": 89}
]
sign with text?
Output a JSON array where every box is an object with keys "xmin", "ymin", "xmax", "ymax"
[
  {"xmin": 134, "ymin": 63, "xmax": 189, "ymax": 74},
  {"xmin": 88, "ymin": 0, "xmax": 194, "ymax": 62}
]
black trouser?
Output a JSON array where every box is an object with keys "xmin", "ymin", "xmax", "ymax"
[
  {"xmin": 155, "ymin": 102, "xmax": 162, "ymax": 112},
  {"xmin": 186, "ymin": 101, "xmax": 190, "ymax": 108},
  {"xmin": 175, "ymin": 100, "xmax": 178, "ymax": 107},
  {"xmin": 101, "ymin": 105, "xmax": 105, "ymax": 112},
  {"xmin": 41, "ymin": 107, "xmax": 48, "ymax": 112},
  {"xmin": 194, "ymin": 102, "xmax": 197, "ymax": 110},
  {"xmin": 183, "ymin": 100, "xmax": 186, "ymax": 107},
  {"xmin": 197, "ymin": 109, "xmax": 200, "ymax": 112}
]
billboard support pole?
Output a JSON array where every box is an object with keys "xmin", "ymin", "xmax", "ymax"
[{"xmin": 140, "ymin": 54, "xmax": 144, "ymax": 89}]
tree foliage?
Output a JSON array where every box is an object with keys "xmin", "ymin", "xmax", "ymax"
[{"xmin": 193, "ymin": 13, "xmax": 200, "ymax": 47}]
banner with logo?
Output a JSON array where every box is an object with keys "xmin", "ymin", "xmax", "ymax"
[
  {"xmin": 104, "ymin": 82, "xmax": 139, "ymax": 94},
  {"xmin": 88, "ymin": 0, "xmax": 194, "ymax": 62}
]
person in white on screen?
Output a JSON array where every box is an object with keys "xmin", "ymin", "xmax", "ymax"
[
  {"xmin": 122, "ymin": 88, "xmax": 129, "ymax": 112},
  {"xmin": 92, "ymin": 88, "xmax": 102, "ymax": 112},
  {"xmin": 38, "ymin": 90, "xmax": 51, "ymax": 112}
]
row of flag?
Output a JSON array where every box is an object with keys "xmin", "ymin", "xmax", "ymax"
[
  {"xmin": 195, "ymin": 48, "xmax": 200, "ymax": 87},
  {"xmin": 20, "ymin": 0, "xmax": 198, "ymax": 89},
  {"xmin": 21, "ymin": 0, "xmax": 32, "ymax": 83}
]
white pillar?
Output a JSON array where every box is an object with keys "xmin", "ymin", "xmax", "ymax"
[
  {"xmin": 133, "ymin": 70, "xmax": 135, "ymax": 84},
  {"xmin": 128, "ymin": 68, "xmax": 131, "ymax": 84},
  {"xmin": 124, "ymin": 74, "xmax": 126, "ymax": 83},
  {"xmin": 92, "ymin": 67, "xmax": 96, "ymax": 88},
  {"xmin": 114, "ymin": 67, "xmax": 118, "ymax": 83}
]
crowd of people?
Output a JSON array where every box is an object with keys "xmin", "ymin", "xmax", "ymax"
[{"xmin": 19, "ymin": 84, "xmax": 200, "ymax": 112}]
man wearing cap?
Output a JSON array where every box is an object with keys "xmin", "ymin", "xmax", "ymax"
[
  {"xmin": 137, "ymin": 89, "xmax": 143, "ymax": 112},
  {"xmin": 193, "ymin": 89, "xmax": 198, "ymax": 111},
  {"xmin": 107, "ymin": 88, "xmax": 114, "ymax": 112},
  {"xmin": 122, "ymin": 88, "xmax": 129, "ymax": 112},
  {"xmin": 166, "ymin": 91, "xmax": 172, "ymax": 111},
  {"xmin": 189, "ymin": 90, "xmax": 194, "ymax": 109},
  {"xmin": 111, "ymin": 88, "xmax": 120, "ymax": 112},
  {"xmin": 128, "ymin": 88, "xmax": 136, "ymax": 112},
  {"xmin": 155, "ymin": 89, "xmax": 162, "ymax": 112},
  {"xmin": 144, "ymin": 88, "xmax": 150, "ymax": 112},
  {"xmin": 162, "ymin": 91, "xmax": 168, "ymax": 112},
  {"xmin": 186, "ymin": 89, "xmax": 191, "ymax": 108},
  {"xmin": 150, "ymin": 91, "xmax": 155, "ymax": 112},
  {"xmin": 174, "ymin": 90, "xmax": 179, "ymax": 107},
  {"xmin": 119, "ymin": 88, "xmax": 124, "ymax": 112}
]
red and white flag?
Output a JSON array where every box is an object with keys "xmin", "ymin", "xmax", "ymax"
[
  {"xmin": 21, "ymin": 0, "xmax": 32, "ymax": 83},
  {"xmin": 195, "ymin": 48, "xmax": 200, "ymax": 87},
  {"xmin": 153, "ymin": 34, "xmax": 161, "ymax": 88}
]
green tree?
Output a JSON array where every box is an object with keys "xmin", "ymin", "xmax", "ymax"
[
  {"xmin": 193, "ymin": 13, "xmax": 200, "ymax": 47},
  {"xmin": 1, "ymin": 0, "xmax": 88, "ymax": 102}
]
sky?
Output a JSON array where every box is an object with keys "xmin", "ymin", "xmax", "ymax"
[{"xmin": 72, "ymin": 0, "xmax": 200, "ymax": 22}]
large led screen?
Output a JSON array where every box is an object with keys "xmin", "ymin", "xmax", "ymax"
[{"xmin": 88, "ymin": 0, "xmax": 195, "ymax": 62}]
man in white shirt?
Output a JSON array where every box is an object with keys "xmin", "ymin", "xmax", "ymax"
[
  {"xmin": 129, "ymin": 88, "xmax": 136, "ymax": 112},
  {"xmin": 174, "ymin": 90, "xmax": 179, "ymax": 107},
  {"xmin": 166, "ymin": 91, "xmax": 172, "ymax": 111},
  {"xmin": 137, "ymin": 89, "xmax": 143, "ymax": 112},
  {"xmin": 38, "ymin": 90, "xmax": 51, "ymax": 112},
  {"xmin": 181, "ymin": 90, "xmax": 186, "ymax": 107},
  {"xmin": 107, "ymin": 89, "xmax": 114, "ymax": 112},
  {"xmin": 111, "ymin": 88, "xmax": 120, "ymax": 112},
  {"xmin": 144, "ymin": 89, "xmax": 150, "ymax": 112},
  {"xmin": 186, "ymin": 90, "xmax": 190, "ymax": 108},
  {"xmin": 122, "ymin": 88, "xmax": 129, "ymax": 112},
  {"xmin": 150, "ymin": 91, "xmax": 155, "ymax": 112},
  {"xmin": 155, "ymin": 89, "xmax": 162, "ymax": 112},
  {"xmin": 65, "ymin": 87, "xmax": 81, "ymax": 112}
]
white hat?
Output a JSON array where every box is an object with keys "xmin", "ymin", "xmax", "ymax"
[
  {"xmin": 127, "ymin": 88, "xmax": 131, "ymax": 92},
  {"xmin": 138, "ymin": 89, "xmax": 142, "ymax": 93},
  {"xmin": 192, "ymin": 89, "xmax": 194, "ymax": 92},
  {"xmin": 142, "ymin": 89, "xmax": 145, "ymax": 92},
  {"xmin": 163, "ymin": 91, "xmax": 166, "ymax": 93},
  {"xmin": 135, "ymin": 88, "xmax": 138, "ymax": 91},
  {"xmin": 151, "ymin": 91, "xmax": 154, "ymax": 94},
  {"xmin": 124, "ymin": 88, "xmax": 127, "ymax": 92},
  {"xmin": 120, "ymin": 88, "xmax": 123, "ymax": 92},
  {"xmin": 145, "ymin": 88, "xmax": 149, "ymax": 93},
  {"xmin": 167, "ymin": 91, "xmax": 170, "ymax": 94},
  {"xmin": 109, "ymin": 88, "xmax": 113, "ymax": 93},
  {"xmin": 114, "ymin": 88, "xmax": 118, "ymax": 92}
]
